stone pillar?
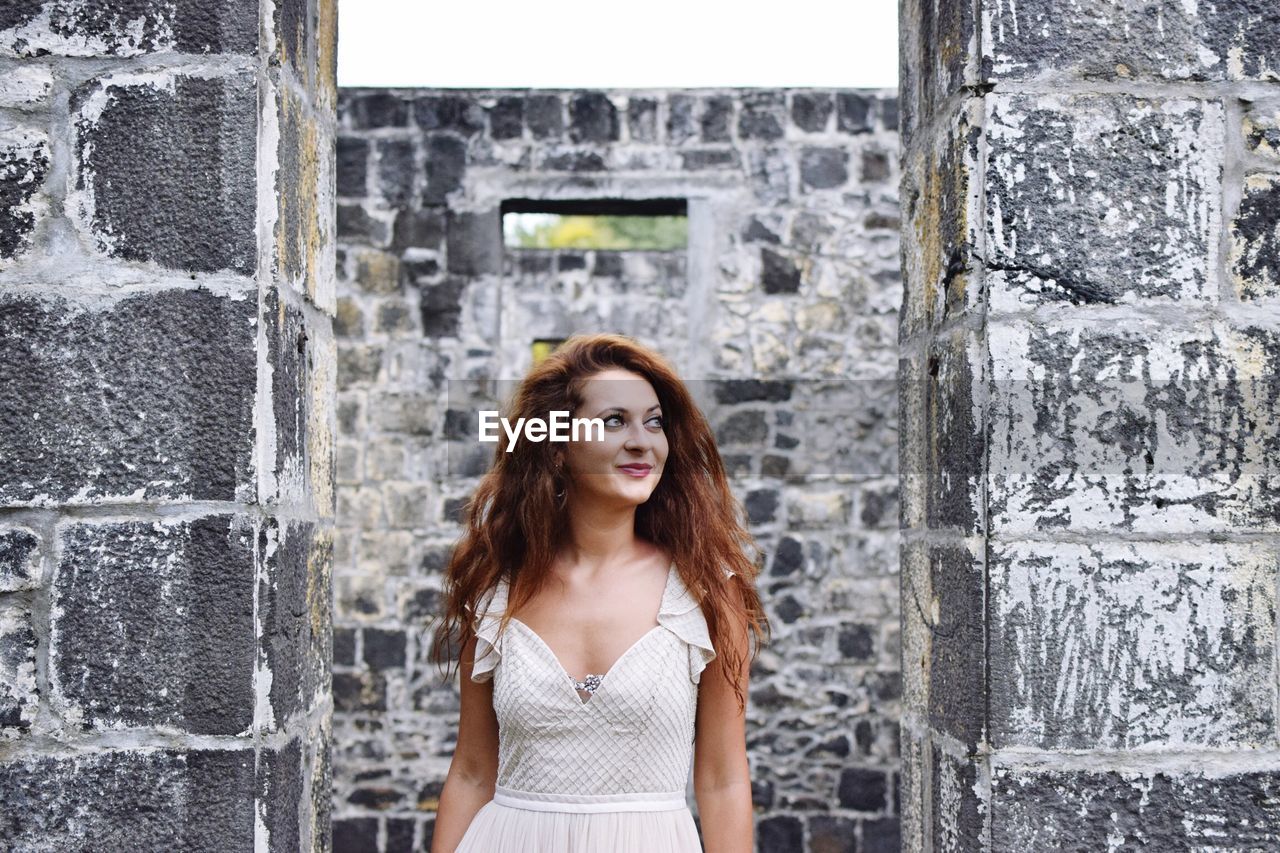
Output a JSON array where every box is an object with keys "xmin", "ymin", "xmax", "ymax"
[
  {"xmin": 899, "ymin": 1, "xmax": 1280, "ymax": 849},
  {"xmin": 0, "ymin": 3, "xmax": 337, "ymax": 850}
]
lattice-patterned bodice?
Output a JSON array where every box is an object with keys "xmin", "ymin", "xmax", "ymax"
[{"xmin": 470, "ymin": 564, "xmax": 717, "ymax": 797}]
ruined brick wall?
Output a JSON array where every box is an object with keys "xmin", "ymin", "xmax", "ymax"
[
  {"xmin": 0, "ymin": 3, "xmax": 337, "ymax": 850},
  {"xmin": 332, "ymin": 88, "xmax": 902, "ymax": 851},
  {"xmin": 900, "ymin": 1, "xmax": 1280, "ymax": 848}
]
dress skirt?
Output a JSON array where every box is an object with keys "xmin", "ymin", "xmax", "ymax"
[{"xmin": 454, "ymin": 786, "xmax": 703, "ymax": 852}]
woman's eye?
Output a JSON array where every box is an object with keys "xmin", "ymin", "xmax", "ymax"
[
  {"xmin": 647, "ymin": 416, "xmax": 664, "ymax": 429},
  {"xmin": 604, "ymin": 414, "xmax": 624, "ymax": 427}
]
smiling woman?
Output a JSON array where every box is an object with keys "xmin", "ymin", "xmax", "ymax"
[{"xmin": 428, "ymin": 333, "xmax": 771, "ymax": 852}]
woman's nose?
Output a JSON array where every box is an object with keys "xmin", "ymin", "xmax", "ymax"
[{"xmin": 623, "ymin": 421, "xmax": 652, "ymax": 450}]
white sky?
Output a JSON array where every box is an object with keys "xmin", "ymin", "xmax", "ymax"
[{"xmin": 337, "ymin": 0, "xmax": 898, "ymax": 90}]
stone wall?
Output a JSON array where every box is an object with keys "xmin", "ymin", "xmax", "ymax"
[
  {"xmin": 332, "ymin": 87, "xmax": 903, "ymax": 851},
  {"xmin": 0, "ymin": 2, "xmax": 337, "ymax": 850},
  {"xmin": 899, "ymin": 0, "xmax": 1280, "ymax": 849}
]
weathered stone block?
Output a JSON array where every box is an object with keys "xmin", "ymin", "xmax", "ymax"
[
  {"xmin": 862, "ymin": 816, "xmax": 900, "ymax": 853},
  {"xmin": 72, "ymin": 71, "xmax": 256, "ymax": 275},
  {"xmin": 897, "ymin": 731, "xmax": 926, "ymax": 853},
  {"xmin": 413, "ymin": 95, "xmax": 485, "ymax": 135},
  {"xmin": 0, "ymin": 527, "xmax": 39, "ymax": 591},
  {"xmin": 423, "ymin": 135, "xmax": 466, "ymax": 204},
  {"xmin": 52, "ymin": 515, "xmax": 257, "ymax": 734},
  {"xmin": 333, "ymin": 670, "xmax": 386, "ymax": 713},
  {"xmin": 837, "ymin": 93, "xmax": 872, "ymax": 134},
  {"xmin": 0, "ymin": 289, "xmax": 255, "ymax": 505},
  {"xmin": 0, "ymin": 66, "xmax": 52, "ymax": 109},
  {"xmin": 897, "ymin": 355, "xmax": 927, "ymax": 531},
  {"xmin": 0, "ymin": 606, "xmax": 37, "ymax": 729},
  {"xmin": 526, "ymin": 94, "xmax": 564, "ymax": 139},
  {"xmin": 626, "ymin": 97, "xmax": 657, "ymax": 142},
  {"xmin": 265, "ymin": 288, "xmax": 333, "ymax": 509},
  {"xmin": 262, "ymin": 521, "xmax": 332, "ymax": 727},
  {"xmin": 337, "ymin": 202, "xmax": 391, "ymax": 246},
  {"xmin": 738, "ymin": 91, "xmax": 786, "ymax": 140},
  {"xmin": 334, "ymin": 296, "xmax": 363, "ymax": 339},
  {"xmin": 1244, "ymin": 102, "xmax": 1280, "ymax": 158},
  {"xmin": 0, "ymin": 1, "xmax": 257, "ymax": 57},
  {"xmin": 991, "ymin": 767, "xmax": 1280, "ymax": 849},
  {"xmin": 900, "ymin": 539, "xmax": 984, "ymax": 747},
  {"xmin": 985, "ymin": 94, "xmax": 1222, "ymax": 309},
  {"xmin": 569, "ymin": 92, "xmax": 619, "ymax": 143},
  {"xmin": 700, "ymin": 95, "xmax": 733, "ymax": 142},
  {"xmin": 879, "ymin": 97, "xmax": 899, "ymax": 133},
  {"xmin": 336, "ymin": 136, "xmax": 369, "ymax": 197},
  {"xmin": 376, "ymin": 138, "xmax": 416, "ymax": 207},
  {"xmin": 275, "ymin": 0, "xmax": 335, "ymax": 102},
  {"xmin": 262, "ymin": 738, "xmax": 304, "ymax": 853},
  {"xmin": 338, "ymin": 344, "xmax": 383, "ymax": 389},
  {"xmin": 666, "ymin": 95, "xmax": 696, "ymax": 145},
  {"xmin": 446, "ymin": 209, "xmax": 501, "ymax": 276},
  {"xmin": 988, "ymin": 321, "xmax": 1280, "ymax": 533},
  {"xmin": 363, "ymin": 627, "xmax": 407, "ymax": 670},
  {"xmin": 982, "ymin": 0, "xmax": 1280, "ymax": 83},
  {"xmin": 1230, "ymin": 172, "xmax": 1280, "ymax": 299},
  {"xmin": 760, "ymin": 247, "xmax": 801, "ymax": 294},
  {"xmin": 898, "ymin": 0, "xmax": 978, "ymax": 144},
  {"xmin": 991, "ymin": 540, "xmax": 1276, "ymax": 750},
  {"xmin": 860, "ymin": 146, "xmax": 892, "ymax": 183},
  {"xmin": 899, "ymin": 99, "xmax": 982, "ymax": 339},
  {"xmin": 808, "ymin": 815, "xmax": 855, "ymax": 852},
  {"xmin": 931, "ymin": 749, "xmax": 982, "ymax": 851},
  {"xmin": 800, "ymin": 147, "xmax": 849, "ymax": 190},
  {"xmin": 757, "ymin": 814, "xmax": 802, "ymax": 851},
  {"xmin": 791, "ymin": 92, "xmax": 833, "ymax": 132},
  {"xmin": 679, "ymin": 149, "xmax": 739, "ymax": 170},
  {"xmin": 539, "ymin": 148, "xmax": 606, "ymax": 172},
  {"xmin": 489, "ymin": 96, "xmax": 524, "ymax": 140},
  {"xmin": 277, "ymin": 80, "xmax": 337, "ymax": 310},
  {"xmin": 923, "ymin": 329, "xmax": 983, "ymax": 533},
  {"xmin": 0, "ymin": 128, "xmax": 50, "ymax": 262},
  {"xmin": 345, "ymin": 91, "xmax": 409, "ymax": 128},
  {"xmin": 309, "ymin": 714, "xmax": 333, "ymax": 850},
  {"xmin": 837, "ymin": 766, "xmax": 887, "ymax": 811},
  {"xmin": 352, "ymin": 247, "xmax": 403, "ymax": 294},
  {"xmin": 0, "ymin": 749, "xmax": 255, "ymax": 848},
  {"xmin": 333, "ymin": 816, "xmax": 379, "ymax": 851},
  {"xmin": 392, "ymin": 207, "xmax": 445, "ymax": 252}
]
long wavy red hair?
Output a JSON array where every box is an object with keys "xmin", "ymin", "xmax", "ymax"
[{"xmin": 430, "ymin": 332, "xmax": 770, "ymax": 712}]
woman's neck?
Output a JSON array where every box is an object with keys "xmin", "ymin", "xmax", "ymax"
[{"xmin": 557, "ymin": 498, "xmax": 643, "ymax": 577}]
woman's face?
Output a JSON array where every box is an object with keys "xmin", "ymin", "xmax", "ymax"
[{"xmin": 562, "ymin": 368, "xmax": 669, "ymax": 510}]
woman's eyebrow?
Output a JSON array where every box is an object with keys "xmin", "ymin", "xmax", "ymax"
[{"xmin": 590, "ymin": 404, "xmax": 663, "ymax": 416}]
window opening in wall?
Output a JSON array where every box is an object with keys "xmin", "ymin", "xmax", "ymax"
[
  {"xmin": 501, "ymin": 198, "xmax": 688, "ymax": 251},
  {"xmin": 531, "ymin": 338, "xmax": 567, "ymax": 364}
]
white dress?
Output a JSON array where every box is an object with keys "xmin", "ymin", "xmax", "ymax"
[{"xmin": 454, "ymin": 562, "xmax": 719, "ymax": 852}]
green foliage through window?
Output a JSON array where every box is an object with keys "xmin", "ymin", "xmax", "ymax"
[{"xmin": 504, "ymin": 213, "xmax": 687, "ymax": 250}]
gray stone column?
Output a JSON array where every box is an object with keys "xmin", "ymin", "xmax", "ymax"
[
  {"xmin": 0, "ymin": 3, "xmax": 337, "ymax": 850},
  {"xmin": 899, "ymin": 1, "xmax": 1280, "ymax": 849}
]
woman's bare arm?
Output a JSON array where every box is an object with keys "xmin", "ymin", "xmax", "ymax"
[
  {"xmin": 692, "ymin": 596, "xmax": 754, "ymax": 853},
  {"xmin": 430, "ymin": 634, "xmax": 499, "ymax": 853}
]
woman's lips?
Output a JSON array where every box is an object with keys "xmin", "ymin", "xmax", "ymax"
[{"xmin": 617, "ymin": 464, "xmax": 652, "ymax": 477}]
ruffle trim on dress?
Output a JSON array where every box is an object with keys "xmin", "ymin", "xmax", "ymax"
[
  {"xmin": 471, "ymin": 578, "xmax": 511, "ymax": 683},
  {"xmin": 656, "ymin": 564, "xmax": 718, "ymax": 686}
]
